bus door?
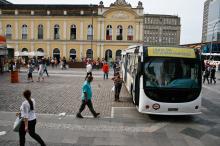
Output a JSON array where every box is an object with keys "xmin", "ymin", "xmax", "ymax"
[{"xmin": 124, "ymin": 54, "xmax": 128, "ymax": 82}]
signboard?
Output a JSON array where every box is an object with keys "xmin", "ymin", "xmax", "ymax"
[
  {"xmin": 148, "ymin": 47, "xmax": 196, "ymax": 58},
  {"xmin": 0, "ymin": 35, "xmax": 7, "ymax": 56}
]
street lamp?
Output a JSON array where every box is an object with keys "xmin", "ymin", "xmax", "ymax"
[
  {"xmin": 209, "ymin": 20, "xmax": 220, "ymax": 60},
  {"xmin": 90, "ymin": 4, "xmax": 94, "ymax": 59}
]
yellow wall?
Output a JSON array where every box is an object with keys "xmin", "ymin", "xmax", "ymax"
[{"xmin": 1, "ymin": 6, "xmax": 143, "ymax": 61}]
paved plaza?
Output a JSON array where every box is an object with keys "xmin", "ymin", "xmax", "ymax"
[{"xmin": 0, "ymin": 68, "xmax": 220, "ymax": 146}]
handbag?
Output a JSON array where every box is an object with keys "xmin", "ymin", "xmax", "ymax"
[
  {"xmin": 13, "ymin": 117, "xmax": 23, "ymax": 132},
  {"xmin": 111, "ymin": 85, "xmax": 115, "ymax": 92}
]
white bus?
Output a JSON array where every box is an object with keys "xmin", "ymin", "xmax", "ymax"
[{"xmin": 121, "ymin": 45, "xmax": 202, "ymax": 115}]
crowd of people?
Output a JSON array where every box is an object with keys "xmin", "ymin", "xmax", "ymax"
[{"xmin": 203, "ymin": 62, "xmax": 217, "ymax": 84}]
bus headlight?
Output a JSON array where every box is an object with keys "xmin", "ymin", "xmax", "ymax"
[{"xmin": 152, "ymin": 103, "xmax": 160, "ymax": 110}]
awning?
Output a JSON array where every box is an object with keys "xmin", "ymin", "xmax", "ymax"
[
  {"xmin": 15, "ymin": 51, "xmax": 45, "ymax": 57},
  {"xmin": 29, "ymin": 51, "xmax": 45, "ymax": 56}
]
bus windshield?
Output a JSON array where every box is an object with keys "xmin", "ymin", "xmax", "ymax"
[{"xmin": 144, "ymin": 58, "xmax": 200, "ymax": 89}]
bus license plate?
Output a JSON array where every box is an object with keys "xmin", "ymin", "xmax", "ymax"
[{"xmin": 168, "ymin": 108, "xmax": 178, "ymax": 111}]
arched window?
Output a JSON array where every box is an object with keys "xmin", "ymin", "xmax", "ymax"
[
  {"xmin": 22, "ymin": 24, "xmax": 28, "ymax": 39},
  {"xmin": 116, "ymin": 50, "xmax": 122, "ymax": 60},
  {"xmin": 70, "ymin": 49, "xmax": 76, "ymax": 60},
  {"xmin": 127, "ymin": 25, "xmax": 133, "ymax": 40},
  {"xmin": 37, "ymin": 48, "xmax": 44, "ymax": 52},
  {"xmin": 87, "ymin": 24, "xmax": 93, "ymax": 40},
  {"xmin": 54, "ymin": 24, "xmax": 60, "ymax": 40},
  {"xmin": 116, "ymin": 25, "xmax": 123, "ymax": 40},
  {"xmin": 70, "ymin": 25, "xmax": 76, "ymax": 40},
  {"xmin": 106, "ymin": 25, "xmax": 112, "ymax": 40},
  {"xmin": 86, "ymin": 49, "xmax": 93, "ymax": 59},
  {"xmin": 22, "ymin": 48, "xmax": 28, "ymax": 52},
  {"xmin": 6, "ymin": 24, "xmax": 12, "ymax": 39},
  {"xmin": 38, "ymin": 24, "xmax": 43, "ymax": 39},
  {"xmin": 105, "ymin": 49, "xmax": 112, "ymax": 62},
  {"xmin": 53, "ymin": 48, "xmax": 60, "ymax": 61}
]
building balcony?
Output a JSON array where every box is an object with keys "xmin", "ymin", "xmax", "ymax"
[
  {"xmin": 127, "ymin": 35, "xmax": 133, "ymax": 40},
  {"xmin": 106, "ymin": 35, "xmax": 112, "ymax": 40},
  {"xmin": 116, "ymin": 35, "xmax": 123, "ymax": 40}
]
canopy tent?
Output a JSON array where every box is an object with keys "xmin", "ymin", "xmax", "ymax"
[
  {"xmin": 29, "ymin": 51, "xmax": 45, "ymax": 57},
  {"xmin": 14, "ymin": 51, "xmax": 45, "ymax": 57}
]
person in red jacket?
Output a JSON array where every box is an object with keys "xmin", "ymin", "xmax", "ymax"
[{"xmin": 102, "ymin": 62, "xmax": 109, "ymax": 80}]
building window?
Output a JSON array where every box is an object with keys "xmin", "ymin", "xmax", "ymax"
[
  {"xmin": 87, "ymin": 25, "xmax": 93, "ymax": 40},
  {"xmin": 106, "ymin": 25, "xmax": 112, "ymax": 40},
  {"xmin": 53, "ymin": 48, "xmax": 60, "ymax": 61},
  {"xmin": 22, "ymin": 24, "xmax": 28, "ymax": 40},
  {"xmin": 54, "ymin": 24, "xmax": 60, "ymax": 40},
  {"xmin": 38, "ymin": 24, "xmax": 43, "ymax": 39},
  {"xmin": 116, "ymin": 25, "xmax": 123, "ymax": 40},
  {"xmin": 6, "ymin": 24, "xmax": 12, "ymax": 39},
  {"xmin": 105, "ymin": 49, "xmax": 112, "ymax": 62},
  {"xmin": 70, "ymin": 49, "xmax": 76, "ymax": 60},
  {"xmin": 86, "ymin": 49, "xmax": 93, "ymax": 59},
  {"xmin": 116, "ymin": 50, "xmax": 122, "ymax": 60},
  {"xmin": 37, "ymin": 48, "xmax": 44, "ymax": 52},
  {"xmin": 22, "ymin": 48, "xmax": 28, "ymax": 52},
  {"xmin": 70, "ymin": 24, "xmax": 76, "ymax": 40},
  {"xmin": 127, "ymin": 25, "xmax": 133, "ymax": 40}
]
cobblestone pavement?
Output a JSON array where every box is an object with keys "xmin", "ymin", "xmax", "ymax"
[{"xmin": 0, "ymin": 70, "xmax": 133, "ymax": 117}]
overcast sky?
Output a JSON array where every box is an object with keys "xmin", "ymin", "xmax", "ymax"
[{"xmin": 9, "ymin": 0, "xmax": 206, "ymax": 45}]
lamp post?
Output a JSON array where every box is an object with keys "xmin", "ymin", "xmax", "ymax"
[
  {"xmin": 90, "ymin": 4, "xmax": 94, "ymax": 59},
  {"xmin": 209, "ymin": 20, "xmax": 220, "ymax": 60}
]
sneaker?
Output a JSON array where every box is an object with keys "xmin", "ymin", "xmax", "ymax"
[
  {"xmin": 76, "ymin": 113, "xmax": 83, "ymax": 118},
  {"xmin": 94, "ymin": 113, "xmax": 100, "ymax": 118}
]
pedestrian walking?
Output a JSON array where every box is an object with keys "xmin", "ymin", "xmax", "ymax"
[
  {"xmin": 112, "ymin": 72, "xmax": 123, "ymax": 102},
  {"xmin": 27, "ymin": 62, "xmax": 34, "ymax": 82},
  {"xmin": 18, "ymin": 90, "xmax": 46, "ymax": 146},
  {"xmin": 43, "ymin": 61, "xmax": 49, "ymax": 77},
  {"xmin": 210, "ymin": 65, "xmax": 216, "ymax": 84},
  {"xmin": 203, "ymin": 66, "xmax": 210, "ymax": 84},
  {"xmin": 76, "ymin": 76, "xmax": 100, "ymax": 118},
  {"xmin": 113, "ymin": 62, "xmax": 117, "ymax": 75},
  {"xmin": 37, "ymin": 62, "xmax": 44, "ymax": 82},
  {"xmin": 51, "ymin": 58, "xmax": 55, "ymax": 68},
  {"xmin": 85, "ymin": 62, "xmax": 92, "ymax": 80},
  {"xmin": 102, "ymin": 62, "xmax": 109, "ymax": 80}
]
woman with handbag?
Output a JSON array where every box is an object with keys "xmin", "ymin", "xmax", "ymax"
[{"xmin": 19, "ymin": 90, "xmax": 46, "ymax": 146}]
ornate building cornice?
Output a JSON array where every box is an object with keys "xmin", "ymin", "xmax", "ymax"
[{"xmin": 110, "ymin": 0, "xmax": 131, "ymax": 7}]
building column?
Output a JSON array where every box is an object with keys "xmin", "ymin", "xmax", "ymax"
[
  {"xmin": 63, "ymin": 21, "xmax": 67, "ymax": 40},
  {"xmin": 63, "ymin": 43, "xmax": 67, "ymax": 58},
  {"xmin": 101, "ymin": 44, "xmax": 104, "ymax": 58},
  {"xmin": 31, "ymin": 21, "xmax": 34, "ymax": 40},
  {"xmin": 80, "ymin": 44, "xmax": 83, "ymax": 59},
  {"xmin": 47, "ymin": 42, "xmax": 50, "ymax": 57},
  {"xmin": 15, "ymin": 20, "xmax": 18, "ymax": 40},
  {"xmin": 101, "ymin": 20, "xmax": 105, "ymax": 41},
  {"xmin": 0, "ymin": 21, "xmax": 2, "ymax": 34},
  {"xmin": 80, "ymin": 21, "xmax": 84, "ymax": 40},
  {"xmin": 16, "ymin": 43, "xmax": 19, "ymax": 52},
  {"xmin": 139, "ymin": 21, "xmax": 143, "ymax": 41},
  {"xmin": 31, "ymin": 42, "xmax": 34, "ymax": 52},
  {"xmin": 97, "ymin": 45, "xmax": 100, "ymax": 58},
  {"xmin": 47, "ymin": 20, "xmax": 50, "ymax": 40},
  {"xmin": 136, "ymin": 22, "xmax": 139, "ymax": 41}
]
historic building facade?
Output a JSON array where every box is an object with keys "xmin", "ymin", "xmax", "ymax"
[
  {"xmin": 143, "ymin": 14, "xmax": 180, "ymax": 46},
  {"xmin": 0, "ymin": 0, "xmax": 144, "ymax": 61}
]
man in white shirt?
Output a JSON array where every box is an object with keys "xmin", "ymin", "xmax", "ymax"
[{"xmin": 85, "ymin": 61, "xmax": 93, "ymax": 80}]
